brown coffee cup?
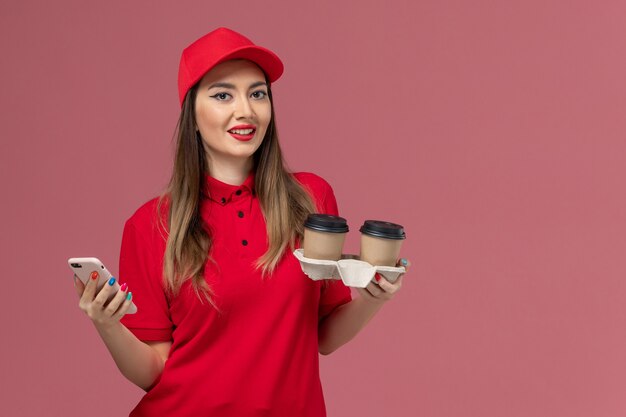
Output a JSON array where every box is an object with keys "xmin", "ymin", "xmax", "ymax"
[
  {"xmin": 303, "ymin": 214, "xmax": 349, "ymax": 261},
  {"xmin": 359, "ymin": 220, "xmax": 406, "ymax": 266}
]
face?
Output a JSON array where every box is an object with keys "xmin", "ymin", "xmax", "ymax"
[{"xmin": 194, "ymin": 59, "xmax": 271, "ymax": 169}]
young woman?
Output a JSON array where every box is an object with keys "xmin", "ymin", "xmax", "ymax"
[{"xmin": 73, "ymin": 27, "xmax": 409, "ymax": 417}]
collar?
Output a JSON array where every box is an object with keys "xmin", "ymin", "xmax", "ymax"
[{"xmin": 203, "ymin": 170, "xmax": 256, "ymax": 205}]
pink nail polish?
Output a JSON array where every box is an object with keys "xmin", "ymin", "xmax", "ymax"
[{"xmin": 120, "ymin": 282, "xmax": 128, "ymax": 292}]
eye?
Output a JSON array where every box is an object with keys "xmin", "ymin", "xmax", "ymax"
[
  {"xmin": 210, "ymin": 92, "xmax": 231, "ymax": 101},
  {"xmin": 251, "ymin": 90, "xmax": 267, "ymax": 99}
]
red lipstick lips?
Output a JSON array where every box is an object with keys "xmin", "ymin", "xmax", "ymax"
[{"xmin": 227, "ymin": 124, "xmax": 256, "ymax": 142}]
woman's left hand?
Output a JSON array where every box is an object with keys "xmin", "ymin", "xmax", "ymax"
[{"xmin": 357, "ymin": 258, "xmax": 411, "ymax": 304}]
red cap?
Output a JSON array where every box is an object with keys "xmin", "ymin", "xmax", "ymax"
[{"xmin": 177, "ymin": 27, "xmax": 284, "ymax": 107}]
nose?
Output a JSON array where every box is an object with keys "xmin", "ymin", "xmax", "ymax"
[{"xmin": 234, "ymin": 95, "xmax": 254, "ymax": 119}]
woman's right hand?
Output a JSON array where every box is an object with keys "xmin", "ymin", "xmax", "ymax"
[{"xmin": 74, "ymin": 271, "xmax": 133, "ymax": 328}]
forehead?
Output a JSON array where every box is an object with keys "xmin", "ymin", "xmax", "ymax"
[{"xmin": 198, "ymin": 59, "xmax": 267, "ymax": 87}]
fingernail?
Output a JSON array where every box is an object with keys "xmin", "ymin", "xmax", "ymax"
[
  {"xmin": 127, "ymin": 292, "xmax": 132, "ymax": 301},
  {"xmin": 375, "ymin": 273, "xmax": 381, "ymax": 282},
  {"xmin": 401, "ymin": 258, "xmax": 408, "ymax": 266},
  {"xmin": 120, "ymin": 282, "xmax": 128, "ymax": 292},
  {"xmin": 90, "ymin": 271, "xmax": 99, "ymax": 280},
  {"xmin": 108, "ymin": 277, "xmax": 116, "ymax": 286}
]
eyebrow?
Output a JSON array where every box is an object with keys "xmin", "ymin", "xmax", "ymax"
[{"xmin": 207, "ymin": 81, "xmax": 268, "ymax": 90}]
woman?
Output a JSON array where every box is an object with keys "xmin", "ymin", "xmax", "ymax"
[{"xmin": 74, "ymin": 27, "xmax": 409, "ymax": 417}]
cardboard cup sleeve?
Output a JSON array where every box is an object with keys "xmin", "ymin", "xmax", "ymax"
[{"xmin": 293, "ymin": 249, "xmax": 405, "ymax": 288}]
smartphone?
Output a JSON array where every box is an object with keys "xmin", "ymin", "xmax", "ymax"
[{"xmin": 68, "ymin": 257, "xmax": 137, "ymax": 314}]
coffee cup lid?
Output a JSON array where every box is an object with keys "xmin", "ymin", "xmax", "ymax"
[
  {"xmin": 304, "ymin": 214, "xmax": 349, "ymax": 233},
  {"xmin": 359, "ymin": 220, "xmax": 406, "ymax": 240}
]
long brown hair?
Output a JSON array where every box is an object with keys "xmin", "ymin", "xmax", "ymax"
[{"xmin": 156, "ymin": 71, "xmax": 317, "ymax": 306}]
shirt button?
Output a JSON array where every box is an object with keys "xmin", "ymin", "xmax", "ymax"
[
  {"xmin": 242, "ymin": 239, "xmax": 248, "ymax": 246},
  {"xmin": 220, "ymin": 197, "xmax": 226, "ymax": 204},
  {"xmin": 238, "ymin": 211, "xmax": 244, "ymax": 218},
  {"xmin": 235, "ymin": 190, "xmax": 242, "ymax": 196}
]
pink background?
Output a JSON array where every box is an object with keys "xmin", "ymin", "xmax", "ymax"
[{"xmin": 1, "ymin": 0, "xmax": 625, "ymax": 416}]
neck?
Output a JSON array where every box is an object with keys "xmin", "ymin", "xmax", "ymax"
[{"xmin": 207, "ymin": 155, "xmax": 253, "ymax": 185}]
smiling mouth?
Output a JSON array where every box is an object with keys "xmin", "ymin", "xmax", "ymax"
[{"xmin": 228, "ymin": 128, "xmax": 256, "ymax": 135}]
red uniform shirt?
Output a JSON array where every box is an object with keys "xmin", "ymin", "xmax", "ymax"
[{"xmin": 119, "ymin": 171, "xmax": 352, "ymax": 417}]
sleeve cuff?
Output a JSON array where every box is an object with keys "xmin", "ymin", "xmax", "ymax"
[
  {"xmin": 318, "ymin": 290, "xmax": 352, "ymax": 320},
  {"xmin": 125, "ymin": 327, "xmax": 173, "ymax": 342}
]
